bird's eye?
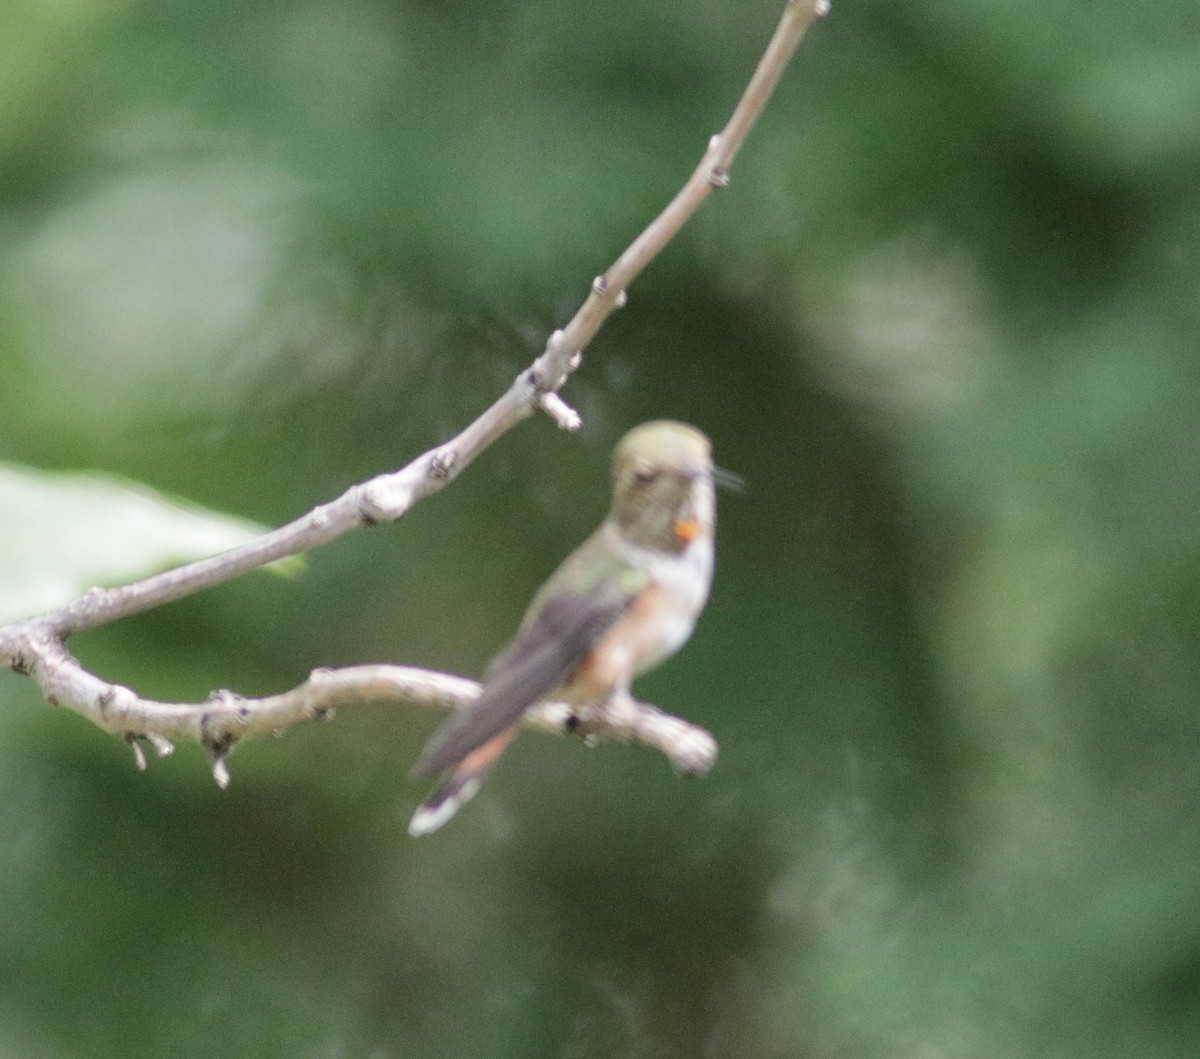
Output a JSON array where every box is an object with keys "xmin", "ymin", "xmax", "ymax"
[{"xmin": 632, "ymin": 465, "xmax": 659, "ymax": 485}]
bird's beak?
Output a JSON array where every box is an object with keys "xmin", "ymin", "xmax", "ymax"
[{"xmin": 711, "ymin": 465, "xmax": 746, "ymax": 492}]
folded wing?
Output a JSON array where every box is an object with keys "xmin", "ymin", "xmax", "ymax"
[{"xmin": 410, "ymin": 586, "xmax": 636, "ymax": 779}]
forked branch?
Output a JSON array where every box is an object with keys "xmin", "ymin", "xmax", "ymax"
[{"xmin": 0, "ymin": 0, "xmax": 828, "ymax": 783}]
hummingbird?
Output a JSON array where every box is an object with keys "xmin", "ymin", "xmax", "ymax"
[{"xmin": 408, "ymin": 420, "xmax": 720, "ymax": 836}]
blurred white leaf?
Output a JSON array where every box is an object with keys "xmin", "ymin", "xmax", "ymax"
[{"xmin": 0, "ymin": 463, "xmax": 290, "ymax": 623}]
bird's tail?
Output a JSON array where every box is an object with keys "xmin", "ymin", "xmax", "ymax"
[{"xmin": 407, "ymin": 727, "xmax": 516, "ymax": 836}]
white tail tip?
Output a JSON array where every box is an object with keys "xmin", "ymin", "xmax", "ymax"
[{"xmin": 407, "ymin": 776, "xmax": 481, "ymax": 837}]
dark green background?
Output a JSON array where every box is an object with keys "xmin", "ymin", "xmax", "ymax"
[{"xmin": 3, "ymin": 0, "xmax": 1200, "ymax": 1055}]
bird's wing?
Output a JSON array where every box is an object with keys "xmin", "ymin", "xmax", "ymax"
[{"xmin": 409, "ymin": 582, "xmax": 639, "ymax": 779}]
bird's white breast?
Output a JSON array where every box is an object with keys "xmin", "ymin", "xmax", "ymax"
[{"xmin": 600, "ymin": 482, "xmax": 715, "ymax": 676}]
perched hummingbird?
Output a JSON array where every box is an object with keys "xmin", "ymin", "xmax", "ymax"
[{"xmin": 408, "ymin": 420, "xmax": 719, "ymax": 836}]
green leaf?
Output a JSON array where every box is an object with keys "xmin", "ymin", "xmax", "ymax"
[{"xmin": 0, "ymin": 463, "xmax": 296, "ymax": 624}]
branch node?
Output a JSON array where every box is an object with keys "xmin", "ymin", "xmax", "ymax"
[
  {"xmin": 10, "ymin": 652, "xmax": 33, "ymax": 677},
  {"xmin": 709, "ymin": 165, "xmax": 731, "ymax": 190},
  {"xmin": 207, "ymin": 688, "xmax": 245, "ymax": 713},
  {"xmin": 538, "ymin": 392, "xmax": 583, "ymax": 431},
  {"xmin": 428, "ymin": 449, "xmax": 458, "ymax": 483},
  {"xmin": 198, "ymin": 708, "xmax": 238, "ymax": 788},
  {"xmin": 125, "ymin": 733, "xmax": 149, "ymax": 771},
  {"xmin": 210, "ymin": 755, "xmax": 232, "ymax": 789},
  {"xmin": 356, "ymin": 487, "xmax": 386, "ymax": 526},
  {"xmin": 203, "ymin": 733, "xmax": 237, "ymax": 789},
  {"xmin": 592, "ymin": 276, "xmax": 628, "ymax": 309},
  {"xmin": 526, "ymin": 364, "xmax": 546, "ymax": 392},
  {"xmin": 123, "ymin": 732, "xmax": 171, "ymax": 771},
  {"xmin": 147, "ymin": 732, "xmax": 175, "ymax": 758}
]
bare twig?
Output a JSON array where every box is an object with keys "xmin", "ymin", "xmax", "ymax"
[
  {"xmin": 537, "ymin": 0, "xmax": 829, "ymax": 383},
  {"xmin": 0, "ymin": 0, "xmax": 827, "ymax": 775},
  {"xmin": 22, "ymin": 638, "xmax": 717, "ymax": 786},
  {"xmin": 530, "ymin": 0, "xmax": 830, "ymax": 393}
]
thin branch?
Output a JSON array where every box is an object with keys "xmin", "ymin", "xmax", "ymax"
[
  {"xmin": 0, "ymin": 0, "xmax": 826, "ymax": 771},
  {"xmin": 540, "ymin": 0, "xmax": 829, "ymax": 381},
  {"xmin": 0, "ymin": 0, "xmax": 825, "ymax": 657},
  {"xmin": 0, "ymin": 368, "xmax": 545, "ymax": 649},
  {"xmin": 23, "ymin": 637, "xmax": 717, "ymax": 787}
]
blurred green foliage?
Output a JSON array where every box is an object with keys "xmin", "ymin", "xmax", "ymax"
[{"xmin": 2, "ymin": 0, "xmax": 1199, "ymax": 1056}]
